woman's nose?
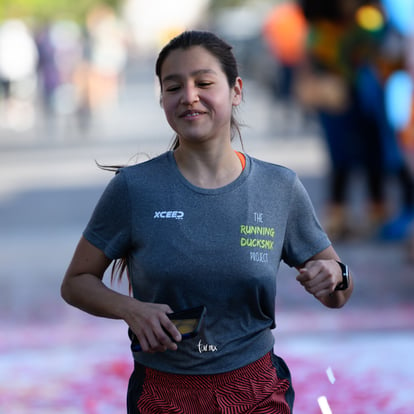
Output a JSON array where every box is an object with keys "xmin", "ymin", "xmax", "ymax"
[{"xmin": 181, "ymin": 84, "xmax": 199, "ymax": 104}]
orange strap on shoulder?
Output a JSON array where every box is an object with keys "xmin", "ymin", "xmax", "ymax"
[{"xmin": 235, "ymin": 151, "xmax": 246, "ymax": 170}]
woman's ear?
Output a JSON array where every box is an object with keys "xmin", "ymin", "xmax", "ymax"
[{"xmin": 232, "ymin": 77, "xmax": 243, "ymax": 106}]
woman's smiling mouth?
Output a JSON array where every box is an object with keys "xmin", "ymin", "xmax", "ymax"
[{"xmin": 180, "ymin": 110, "xmax": 204, "ymax": 119}]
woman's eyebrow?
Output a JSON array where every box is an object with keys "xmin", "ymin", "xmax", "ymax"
[{"xmin": 162, "ymin": 69, "xmax": 217, "ymax": 83}]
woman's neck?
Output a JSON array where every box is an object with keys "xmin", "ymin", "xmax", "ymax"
[{"xmin": 173, "ymin": 144, "xmax": 243, "ymax": 189}]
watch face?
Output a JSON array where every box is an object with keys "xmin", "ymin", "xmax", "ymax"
[{"xmin": 336, "ymin": 261, "xmax": 349, "ymax": 291}]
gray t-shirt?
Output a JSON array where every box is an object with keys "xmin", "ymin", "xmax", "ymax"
[{"xmin": 83, "ymin": 151, "xmax": 330, "ymax": 374}]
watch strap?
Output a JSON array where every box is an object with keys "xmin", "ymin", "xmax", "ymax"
[{"xmin": 335, "ymin": 261, "xmax": 349, "ymax": 291}]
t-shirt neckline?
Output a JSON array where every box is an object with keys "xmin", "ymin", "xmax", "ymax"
[{"xmin": 167, "ymin": 151, "xmax": 250, "ymax": 195}]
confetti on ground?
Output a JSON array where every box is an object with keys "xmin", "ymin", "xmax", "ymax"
[
  {"xmin": 326, "ymin": 366, "xmax": 336, "ymax": 384},
  {"xmin": 317, "ymin": 396, "xmax": 333, "ymax": 414},
  {"xmin": 1, "ymin": 313, "xmax": 414, "ymax": 414}
]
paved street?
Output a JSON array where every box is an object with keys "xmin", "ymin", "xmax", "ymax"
[{"xmin": 0, "ymin": 66, "xmax": 413, "ymax": 413}]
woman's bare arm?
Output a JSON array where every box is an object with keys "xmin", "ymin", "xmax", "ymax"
[{"xmin": 61, "ymin": 236, "xmax": 181, "ymax": 352}]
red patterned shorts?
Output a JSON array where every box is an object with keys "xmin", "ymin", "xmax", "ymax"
[{"xmin": 128, "ymin": 352, "xmax": 294, "ymax": 414}]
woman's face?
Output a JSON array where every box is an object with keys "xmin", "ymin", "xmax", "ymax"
[{"xmin": 159, "ymin": 46, "xmax": 242, "ymax": 146}]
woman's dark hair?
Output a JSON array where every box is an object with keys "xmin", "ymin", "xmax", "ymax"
[{"xmin": 155, "ymin": 30, "xmax": 243, "ymax": 150}]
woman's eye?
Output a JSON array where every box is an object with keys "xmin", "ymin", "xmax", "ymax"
[
  {"xmin": 166, "ymin": 86, "xmax": 180, "ymax": 92},
  {"xmin": 198, "ymin": 82, "xmax": 212, "ymax": 88}
]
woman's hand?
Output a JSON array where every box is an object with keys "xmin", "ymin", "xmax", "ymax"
[
  {"xmin": 295, "ymin": 246, "xmax": 353, "ymax": 308},
  {"xmin": 125, "ymin": 300, "xmax": 182, "ymax": 353},
  {"xmin": 296, "ymin": 259, "xmax": 341, "ymax": 299}
]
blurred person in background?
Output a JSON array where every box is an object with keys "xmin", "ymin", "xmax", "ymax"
[
  {"xmin": 379, "ymin": 0, "xmax": 414, "ymax": 245},
  {"xmin": 403, "ymin": 31, "xmax": 414, "ymax": 261},
  {"xmin": 262, "ymin": 1, "xmax": 309, "ymax": 134},
  {"xmin": 36, "ymin": 21, "xmax": 83, "ymax": 112},
  {"xmin": 34, "ymin": 5, "xmax": 128, "ymax": 138},
  {"xmin": 35, "ymin": 19, "xmax": 88, "ymax": 137},
  {"xmin": 61, "ymin": 30, "xmax": 353, "ymax": 413},
  {"xmin": 296, "ymin": 0, "xmax": 414, "ymax": 241},
  {"xmin": 35, "ymin": 22, "xmax": 62, "ymax": 115},
  {"xmin": 82, "ymin": 4, "xmax": 128, "ymax": 115},
  {"xmin": 0, "ymin": 19, "xmax": 38, "ymax": 131}
]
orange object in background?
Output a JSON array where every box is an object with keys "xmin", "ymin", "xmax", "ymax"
[{"xmin": 263, "ymin": 2, "xmax": 308, "ymax": 65}]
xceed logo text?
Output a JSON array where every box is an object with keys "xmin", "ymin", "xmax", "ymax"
[{"xmin": 153, "ymin": 211, "xmax": 184, "ymax": 220}]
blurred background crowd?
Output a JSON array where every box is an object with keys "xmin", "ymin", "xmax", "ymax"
[{"xmin": 1, "ymin": 0, "xmax": 414, "ymax": 257}]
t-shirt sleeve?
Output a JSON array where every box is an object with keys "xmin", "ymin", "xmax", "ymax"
[
  {"xmin": 83, "ymin": 170, "xmax": 131, "ymax": 260},
  {"xmin": 282, "ymin": 175, "xmax": 331, "ymax": 267}
]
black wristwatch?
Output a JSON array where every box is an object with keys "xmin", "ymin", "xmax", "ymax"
[{"xmin": 335, "ymin": 261, "xmax": 350, "ymax": 291}]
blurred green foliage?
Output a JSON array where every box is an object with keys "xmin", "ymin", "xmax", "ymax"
[
  {"xmin": 0, "ymin": 0, "xmax": 122, "ymax": 23},
  {"xmin": 210, "ymin": 0, "xmax": 248, "ymax": 9},
  {"xmin": 0, "ymin": 0, "xmax": 253, "ymax": 25}
]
